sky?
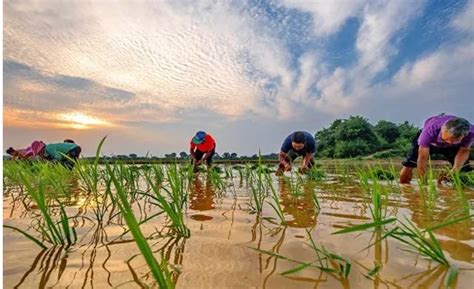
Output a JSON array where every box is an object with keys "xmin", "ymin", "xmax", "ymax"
[{"xmin": 3, "ymin": 0, "xmax": 474, "ymax": 157}]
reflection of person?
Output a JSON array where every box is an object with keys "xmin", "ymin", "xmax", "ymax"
[
  {"xmin": 400, "ymin": 115, "xmax": 473, "ymax": 184},
  {"xmin": 190, "ymin": 131, "xmax": 216, "ymax": 171},
  {"xmin": 189, "ymin": 176, "xmax": 215, "ymax": 211},
  {"xmin": 189, "ymin": 176, "xmax": 215, "ymax": 221},
  {"xmin": 278, "ymin": 178, "xmax": 317, "ymax": 228},
  {"xmin": 276, "ymin": 131, "xmax": 316, "ymax": 176}
]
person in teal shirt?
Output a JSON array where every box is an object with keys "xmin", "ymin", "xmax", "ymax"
[{"xmin": 43, "ymin": 140, "xmax": 82, "ymax": 169}]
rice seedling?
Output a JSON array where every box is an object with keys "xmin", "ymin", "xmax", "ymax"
[
  {"xmin": 4, "ymin": 169, "xmax": 77, "ymax": 248},
  {"xmin": 265, "ymin": 173, "xmax": 286, "ymax": 224},
  {"xmin": 386, "ymin": 215, "xmax": 472, "ymax": 288},
  {"xmin": 248, "ymin": 153, "xmax": 267, "ymax": 214},
  {"xmin": 287, "ymin": 173, "xmax": 303, "ymax": 198},
  {"xmin": 332, "ymin": 168, "xmax": 396, "ymax": 235},
  {"xmin": 306, "ymin": 166, "xmax": 326, "ymax": 182},
  {"xmin": 105, "ymin": 162, "xmax": 174, "ymax": 289},
  {"xmin": 208, "ymin": 166, "xmax": 226, "ymax": 191},
  {"xmin": 251, "ymin": 229, "xmax": 351, "ymax": 278},
  {"xmin": 143, "ymin": 165, "xmax": 190, "ymax": 238}
]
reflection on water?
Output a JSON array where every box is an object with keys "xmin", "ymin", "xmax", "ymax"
[
  {"xmin": 189, "ymin": 175, "xmax": 215, "ymax": 221},
  {"xmin": 278, "ymin": 178, "xmax": 317, "ymax": 228},
  {"xmin": 3, "ymin": 161, "xmax": 474, "ymax": 288}
]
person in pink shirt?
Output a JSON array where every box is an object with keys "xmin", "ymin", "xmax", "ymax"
[
  {"xmin": 400, "ymin": 114, "xmax": 472, "ymax": 184},
  {"xmin": 6, "ymin": 140, "xmax": 46, "ymax": 160}
]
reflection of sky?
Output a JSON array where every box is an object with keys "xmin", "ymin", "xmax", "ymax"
[{"xmin": 4, "ymin": 0, "xmax": 474, "ymax": 156}]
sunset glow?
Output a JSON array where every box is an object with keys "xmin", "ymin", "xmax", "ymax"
[{"xmin": 59, "ymin": 112, "xmax": 110, "ymax": 129}]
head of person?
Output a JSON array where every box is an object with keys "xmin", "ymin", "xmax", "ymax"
[
  {"xmin": 64, "ymin": 139, "xmax": 75, "ymax": 144},
  {"xmin": 441, "ymin": 118, "xmax": 470, "ymax": 144},
  {"xmin": 291, "ymin": 131, "xmax": 306, "ymax": 150},
  {"xmin": 6, "ymin": 147, "xmax": 16, "ymax": 156},
  {"xmin": 192, "ymin": 131, "xmax": 207, "ymax": 145}
]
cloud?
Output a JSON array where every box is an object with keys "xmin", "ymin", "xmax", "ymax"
[
  {"xmin": 4, "ymin": 0, "xmax": 295, "ymax": 119},
  {"xmin": 281, "ymin": 0, "xmax": 366, "ymax": 36},
  {"xmin": 451, "ymin": 0, "xmax": 474, "ymax": 34},
  {"xmin": 3, "ymin": 0, "xmax": 474, "ymax": 155}
]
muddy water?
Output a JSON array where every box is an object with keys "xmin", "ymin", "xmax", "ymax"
[{"xmin": 3, "ymin": 162, "xmax": 474, "ymax": 288}]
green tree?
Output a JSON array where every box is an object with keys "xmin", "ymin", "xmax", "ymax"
[{"xmin": 375, "ymin": 120, "xmax": 400, "ymax": 144}]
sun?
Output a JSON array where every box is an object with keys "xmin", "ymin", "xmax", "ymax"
[{"xmin": 59, "ymin": 112, "xmax": 110, "ymax": 129}]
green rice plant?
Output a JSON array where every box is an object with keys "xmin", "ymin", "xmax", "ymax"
[
  {"xmin": 287, "ymin": 173, "xmax": 303, "ymax": 198},
  {"xmin": 248, "ymin": 153, "xmax": 267, "ymax": 214},
  {"xmin": 333, "ymin": 168, "xmax": 396, "ymax": 235},
  {"xmin": 208, "ymin": 167, "xmax": 226, "ymax": 191},
  {"xmin": 105, "ymin": 162, "xmax": 174, "ymax": 289},
  {"xmin": 310, "ymin": 189, "xmax": 321, "ymax": 211},
  {"xmin": 251, "ymin": 229, "xmax": 351, "ymax": 278},
  {"xmin": 164, "ymin": 164, "xmax": 188, "ymax": 210},
  {"xmin": 234, "ymin": 165, "xmax": 244, "ymax": 182},
  {"xmin": 265, "ymin": 173, "xmax": 285, "ymax": 224},
  {"xmin": 4, "ymin": 170, "xmax": 77, "ymax": 248},
  {"xmin": 449, "ymin": 171, "xmax": 471, "ymax": 215},
  {"xmin": 387, "ymin": 215, "xmax": 472, "ymax": 287},
  {"xmin": 143, "ymin": 166, "xmax": 190, "ymax": 238},
  {"xmin": 306, "ymin": 166, "xmax": 326, "ymax": 182},
  {"xmin": 75, "ymin": 136, "xmax": 106, "ymax": 195},
  {"xmin": 74, "ymin": 136, "xmax": 110, "ymax": 222},
  {"xmin": 248, "ymin": 171, "xmax": 266, "ymax": 213}
]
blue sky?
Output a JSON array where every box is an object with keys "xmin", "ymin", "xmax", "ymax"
[{"xmin": 4, "ymin": 0, "xmax": 474, "ymax": 156}]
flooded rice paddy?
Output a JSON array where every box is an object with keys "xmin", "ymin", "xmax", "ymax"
[{"xmin": 3, "ymin": 160, "xmax": 474, "ymax": 288}]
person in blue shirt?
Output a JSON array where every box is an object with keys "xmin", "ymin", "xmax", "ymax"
[{"xmin": 276, "ymin": 131, "xmax": 316, "ymax": 176}]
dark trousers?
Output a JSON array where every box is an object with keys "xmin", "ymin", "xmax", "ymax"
[
  {"xmin": 279, "ymin": 149, "xmax": 315, "ymax": 169},
  {"xmin": 402, "ymin": 130, "xmax": 472, "ymax": 171},
  {"xmin": 192, "ymin": 149, "xmax": 215, "ymax": 166},
  {"xmin": 62, "ymin": 146, "xmax": 82, "ymax": 170}
]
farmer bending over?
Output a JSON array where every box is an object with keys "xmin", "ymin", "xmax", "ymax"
[
  {"xmin": 190, "ymin": 131, "xmax": 216, "ymax": 171},
  {"xmin": 400, "ymin": 115, "xmax": 472, "ymax": 184},
  {"xmin": 43, "ymin": 141, "xmax": 82, "ymax": 169},
  {"xmin": 6, "ymin": 140, "xmax": 46, "ymax": 161},
  {"xmin": 276, "ymin": 131, "xmax": 316, "ymax": 176}
]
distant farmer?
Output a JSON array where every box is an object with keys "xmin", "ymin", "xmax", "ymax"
[
  {"xmin": 276, "ymin": 131, "xmax": 316, "ymax": 176},
  {"xmin": 6, "ymin": 140, "xmax": 82, "ymax": 169},
  {"xmin": 6, "ymin": 140, "xmax": 46, "ymax": 161},
  {"xmin": 190, "ymin": 131, "xmax": 216, "ymax": 171},
  {"xmin": 43, "ymin": 141, "xmax": 82, "ymax": 169},
  {"xmin": 400, "ymin": 115, "xmax": 473, "ymax": 184}
]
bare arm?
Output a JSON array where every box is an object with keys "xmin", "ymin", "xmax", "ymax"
[
  {"xmin": 279, "ymin": 151, "xmax": 289, "ymax": 166},
  {"xmin": 452, "ymin": 147, "xmax": 470, "ymax": 172},
  {"xmin": 302, "ymin": 153, "xmax": 314, "ymax": 168},
  {"xmin": 417, "ymin": 146, "xmax": 430, "ymax": 183}
]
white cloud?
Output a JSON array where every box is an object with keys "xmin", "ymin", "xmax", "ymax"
[
  {"xmin": 4, "ymin": 0, "xmax": 474, "ymax": 155},
  {"xmin": 451, "ymin": 0, "xmax": 474, "ymax": 34},
  {"xmin": 281, "ymin": 0, "xmax": 365, "ymax": 36},
  {"xmin": 4, "ymin": 0, "xmax": 293, "ymax": 119}
]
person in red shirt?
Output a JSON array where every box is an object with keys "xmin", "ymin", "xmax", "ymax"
[{"xmin": 190, "ymin": 131, "xmax": 216, "ymax": 171}]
